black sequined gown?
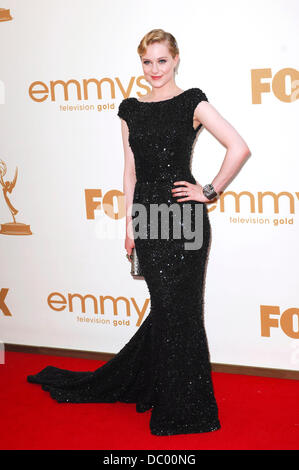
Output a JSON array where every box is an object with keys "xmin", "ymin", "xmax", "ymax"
[{"xmin": 27, "ymin": 87, "xmax": 221, "ymax": 436}]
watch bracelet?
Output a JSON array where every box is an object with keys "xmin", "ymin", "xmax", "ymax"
[{"xmin": 202, "ymin": 183, "xmax": 218, "ymax": 200}]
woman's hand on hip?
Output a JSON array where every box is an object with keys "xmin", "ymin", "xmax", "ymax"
[{"xmin": 171, "ymin": 180, "xmax": 211, "ymax": 203}]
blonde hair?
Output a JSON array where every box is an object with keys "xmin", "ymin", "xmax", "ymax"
[{"xmin": 137, "ymin": 28, "xmax": 179, "ymax": 58}]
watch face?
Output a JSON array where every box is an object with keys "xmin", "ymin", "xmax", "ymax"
[{"xmin": 203, "ymin": 184, "xmax": 217, "ymax": 199}]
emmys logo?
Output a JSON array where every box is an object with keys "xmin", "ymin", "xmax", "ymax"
[
  {"xmin": 0, "ymin": 160, "xmax": 32, "ymax": 235},
  {"xmin": 0, "ymin": 8, "xmax": 13, "ymax": 22},
  {"xmin": 48, "ymin": 291, "xmax": 149, "ymax": 327},
  {"xmin": 217, "ymin": 190, "xmax": 299, "ymax": 226},
  {"xmin": 28, "ymin": 77, "xmax": 149, "ymax": 105},
  {"xmin": 251, "ymin": 68, "xmax": 299, "ymax": 103}
]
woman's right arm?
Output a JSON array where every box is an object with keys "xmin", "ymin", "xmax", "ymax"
[{"xmin": 120, "ymin": 118, "xmax": 136, "ymax": 256}]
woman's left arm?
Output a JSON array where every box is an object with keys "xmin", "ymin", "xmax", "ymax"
[{"xmin": 194, "ymin": 101, "xmax": 251, "ymax": 195}]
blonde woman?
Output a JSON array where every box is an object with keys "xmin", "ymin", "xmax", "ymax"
[{"xmin": 28, "ymin": 29, "xmax": 250, "ymax": 437}]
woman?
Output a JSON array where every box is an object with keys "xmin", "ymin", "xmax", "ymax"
[{"xmin": 27, "ymin": 29, "xmax": 250, "ymax": 436}]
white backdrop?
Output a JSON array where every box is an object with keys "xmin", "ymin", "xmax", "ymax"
[{"xmin": 0, "ymin": 0, "xmax": 298, "ymax": 371}]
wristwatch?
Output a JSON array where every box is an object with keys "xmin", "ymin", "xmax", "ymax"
[{"xmin": 202, "ymin": 183, "xmax": 218, "ymax": 200}]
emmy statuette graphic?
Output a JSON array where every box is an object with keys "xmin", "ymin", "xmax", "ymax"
[{"xmin": 0, "ymin": 160, "xmax": 32, "ymax": 235}]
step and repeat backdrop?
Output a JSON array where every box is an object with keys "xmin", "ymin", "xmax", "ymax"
[{"xmin": 0, "ymin": 0, "xmax": 298, "ymax": 371}]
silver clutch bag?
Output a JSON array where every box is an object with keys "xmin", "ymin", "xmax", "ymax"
[{"xmin": 129, "ymin": 247, "xmax": 143, "ymax": 276}]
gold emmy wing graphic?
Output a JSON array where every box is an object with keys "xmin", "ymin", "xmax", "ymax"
[
  {"xmin": 0, "ymin": 8, "xmax": 12, "ymax": 21},
  {"xmin": 0, "ymin": 160, "xmax": 32, "ymax": 235}
]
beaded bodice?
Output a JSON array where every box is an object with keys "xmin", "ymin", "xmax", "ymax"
[{"xmin": 117, "ymin": 87, "xmax": 208, "ymax": 184}]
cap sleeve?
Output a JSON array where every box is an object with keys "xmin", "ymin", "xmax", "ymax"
[
  {"xmin": 117, "ymin": 98, "xmax": 131, "ymax": 125},
  {"xmin": 189, "ymin": 88, "xmax": 209, "ymax": 131},
  {"xmin": 190, "ymin": 87, "xmax": 209, "ymax": 111}
]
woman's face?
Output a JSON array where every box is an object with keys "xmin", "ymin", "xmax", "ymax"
[{"xmin": 140, "ymin": 41, "xmax": 179, "ymax": 89}]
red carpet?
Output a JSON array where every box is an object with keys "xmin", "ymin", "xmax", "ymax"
[{"xmin": 0, "ymin": 351, "xmax": 298, "ymax": 450}]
